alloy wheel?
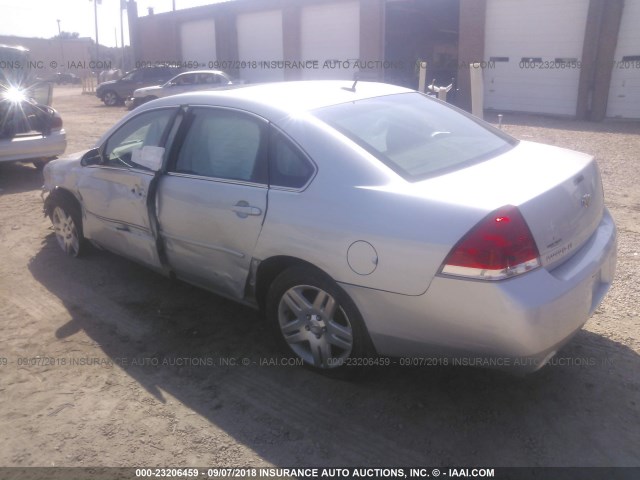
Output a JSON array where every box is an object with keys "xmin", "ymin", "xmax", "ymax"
[
  {"xmin": 277, "ymin": 285, "xmax": 354, "ymax": 368},
  {"xmin": 52, "ymin": 206, "xmax": 80, "ymax": 257}
]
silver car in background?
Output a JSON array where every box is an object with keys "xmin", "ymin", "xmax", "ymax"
[
  {"xmin": 42, "ymin": 81, "xmax": 617, "ymax": 375},
  {"xmin": 128, "ymin": 70, "xmax": 235, "ymax": 109},
  {"xmin": 1, "ymin": 47, "xmax": 66, "ymax": 169}
]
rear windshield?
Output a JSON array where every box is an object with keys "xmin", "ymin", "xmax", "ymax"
[{"xmin": 313, "ymin": 92, "xmax": 517, "ymax": 181}]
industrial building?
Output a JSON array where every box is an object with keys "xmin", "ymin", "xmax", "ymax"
[{"xmin": 126, "ymin": 0, "xmax": 639, "ymax": 120}]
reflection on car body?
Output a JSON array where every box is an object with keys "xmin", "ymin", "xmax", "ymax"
[{"xmin": 42, "ymin": 81, "xmax": 617, "ymax": 377}]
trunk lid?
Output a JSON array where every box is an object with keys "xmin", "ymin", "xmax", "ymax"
[{"xmin": 408, "ymin": 140, "xmax": 604, "ymax": 270}]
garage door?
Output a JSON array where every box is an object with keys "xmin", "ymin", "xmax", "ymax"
[
  {"xmin": 606, "ymin": 0, "xmax": 640, "ymax": 119},
  {"xmin": 300, "ymin": 1, "xmax": 360, "ymax": 80},
  {"xmin": 484, "ymin": 0, "xmax": 589, "ymax": 116},
  {"xmin": 237, "ymin": 10, "xmax": 284, "ymax": 83},
  {"xmin": 180, "ymin": 19, "xmax": 216, "ymax": 67}
]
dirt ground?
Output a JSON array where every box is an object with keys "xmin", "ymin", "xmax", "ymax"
[{"xmin": 0, "ymin": 85, "xmax": 639, "ymax": 469}]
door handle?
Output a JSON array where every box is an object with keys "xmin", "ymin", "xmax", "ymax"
[{"xmin": 232, "ymin": 201, "xmax": 262, "ymax": 218}]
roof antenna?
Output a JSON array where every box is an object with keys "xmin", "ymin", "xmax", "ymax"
[{"xmin": 342, "ymin": 73, "xmax": 359, "ymax": 92}]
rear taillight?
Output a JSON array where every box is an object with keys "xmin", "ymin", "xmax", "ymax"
[
  {"xmin": 50, "ymin": 115, "xmax": 63, "ymax": 131},
  {"xmin": 441, "ymin": 205, "xmax": 540, "ymax": 280}
]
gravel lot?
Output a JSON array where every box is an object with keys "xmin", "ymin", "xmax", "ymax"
[{"xmin": 0, "ymin": 86, "xmax": 639, "ymax": 469}]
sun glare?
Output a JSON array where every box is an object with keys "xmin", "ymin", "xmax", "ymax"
[{"xmin": 2, "ymin": 86, "xmax": 27, "ymax": 104}]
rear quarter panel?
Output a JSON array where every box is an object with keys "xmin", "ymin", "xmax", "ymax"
[{"xmin": 253, "ymin": 115, "xmax": 486, "ymax": 296}]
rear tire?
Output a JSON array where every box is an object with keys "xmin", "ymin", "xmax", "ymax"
[
  {"xmin": 49, "ymin": 196, "xmax": 85, "ymax": 258},
  {"xmin": 266, "ymin": 265, "xmax": 372, "ymax": 378}
]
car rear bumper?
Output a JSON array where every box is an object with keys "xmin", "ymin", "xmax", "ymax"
[
  {"xmin": 0, "ymin": 130, "xmax": 67, "ymax": 163},
  {"xmin": 341, "ymin": 208, "xmax": 617, "ymax": 372}
]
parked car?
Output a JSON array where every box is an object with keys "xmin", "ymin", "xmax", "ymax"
[
  {"xmin": 55, "ymin": 72, "xmax": 82, "ymax": 85},
  {"xmin": 42, "ymin": 81, "xmax": 616, "ymax": 375},
  {"xmin": 1, "ymin": 83, "xmax": 66, "ymax": 169},
  {"xmin": 96, "ymin": 65, "xmax": 183, "ymax": 106},
  {"xmin": 128, "ymin": 70, "xmax": 236, "ymax": 109}
]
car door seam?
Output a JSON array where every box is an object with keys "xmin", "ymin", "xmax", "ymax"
[{"xmin": 160, "ymin": 231, "xmax": 245, "ymax": 258}]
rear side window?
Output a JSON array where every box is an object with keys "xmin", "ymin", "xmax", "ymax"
[
  {"xmin": 200, "ymin": 73, "xmax": 223, "ymax": 85},
  {"xmin": 175, "ymin": 73, "xmax": 196, "ymax": 85},
  {"xmin": 314, "ymin": 92, "xmax": 516, "ymax": 181},
  {"xmin": 269, "ymin": 129, "xmax": 315, "ymax": 189},
  {"xmin": 123, "ymin": 70, "xmax": 142, "ymax": 82},
  {"xmin": 173, "ymin": 108, "xmax": 267, "ymax": 183}
]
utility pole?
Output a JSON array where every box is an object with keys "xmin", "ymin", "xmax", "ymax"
[
  {"xmin": 91, "ymin": 0, "xmax": 101, "ymax": 61},
  {"xmin": 57, "ymin": 19, "xmax": 64, "ymax": 69},
  {"xmin": 121, "ymin": 0, "xmax": 127, "ymax": 71}
]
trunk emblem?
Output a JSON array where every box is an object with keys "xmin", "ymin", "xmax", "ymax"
[{"xmin": 581, "ymin": 193, "xmax": 592, "ymax": 208}]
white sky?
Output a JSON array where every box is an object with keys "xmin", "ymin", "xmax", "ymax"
[{"xmin": 0, "ymin": 0, "xmax": 229, "ymax": 47}]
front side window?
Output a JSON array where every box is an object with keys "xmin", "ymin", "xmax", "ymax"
[
  {"xmin": 173, "ymin": 108, "xmax": 267, "ymax": 183},
  {"xmin": 103, "ymin": 109, "xmax": 175, "ymax": 170},
  {"xmin": 314, "ymin": 92, "xmax": 517, "ymax": 181}
]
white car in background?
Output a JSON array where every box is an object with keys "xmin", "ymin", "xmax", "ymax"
[{"xmin": 128, "ymin": 70, "xmax": 236, "ymax": 109}]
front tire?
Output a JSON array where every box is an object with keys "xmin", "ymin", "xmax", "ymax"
[
  {"xmin": 50, "ymin": 197, "xmax": 85, "ymax": 257},
  {"xmin": 102, "ymin": 90, "xmax": 120, "ymax": 106},
  {"xmin": 33, "ymin": 158, "xmax": 52, "ymax": 170},
  {"xmin": 266, "ymin": 266, "xmax": 371, "ymax": 376}
]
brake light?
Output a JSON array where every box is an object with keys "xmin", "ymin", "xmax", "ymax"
[
  {"xmin": 50, "ymin": 115, "xmax": 63, "ymax": 131},
  {"xmin": 441, "ymin": 205, "xmax": 540, "ymax": 280}
]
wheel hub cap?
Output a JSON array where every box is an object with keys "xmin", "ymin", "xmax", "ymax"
[
  {"xmin": 308, "ymin": 314, "xmax": 325, "ymax": 337},
  {"xmin": 278, "ymin": 285, "xmax": 354, "ymax": 368},
  {"xmin": 53, "ymin": 207, "xmax": 79, "ymax": 256}
]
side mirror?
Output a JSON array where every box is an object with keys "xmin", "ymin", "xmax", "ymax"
[{"xmin": 80, "ymin": 148, "xmax": 102, "ymax": 166}]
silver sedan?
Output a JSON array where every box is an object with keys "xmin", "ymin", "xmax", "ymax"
[{"xmin": 42, "ymin": 81, "xmax": 617, "ymax": 375}]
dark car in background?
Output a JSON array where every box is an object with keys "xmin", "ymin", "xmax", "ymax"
[
  {"xmin": 96, "ymin": 65, "xmax": 183, "ymax": 106},
  {"xmin": 55, "ymin": 72, "xmax": 81, "ymax": 85}
]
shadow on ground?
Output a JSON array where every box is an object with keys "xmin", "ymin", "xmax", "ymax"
[
  {"xmin": 27, "ymin": 232, "xmax": 640, "ymax": 467},
  {"xmin": 0, "ymin": 162, "xmax": 44, "ymax": 195}
]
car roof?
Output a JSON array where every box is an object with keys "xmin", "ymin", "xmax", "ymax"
[
  {"xmin": 141, "ymin": 80, "xmax": 414, "ymax": 121},
  {"xmin": 174, "ymin": 70, "xmax": 227, "ymax": 76}
]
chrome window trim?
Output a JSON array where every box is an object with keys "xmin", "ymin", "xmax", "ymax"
[
  {"xmin": 165, "ymin": 171, "xmax": 268, "ymax": 189},
  {"xmin": 84, "ymin": 165, "xmax": 155, "ymax": 176}
]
